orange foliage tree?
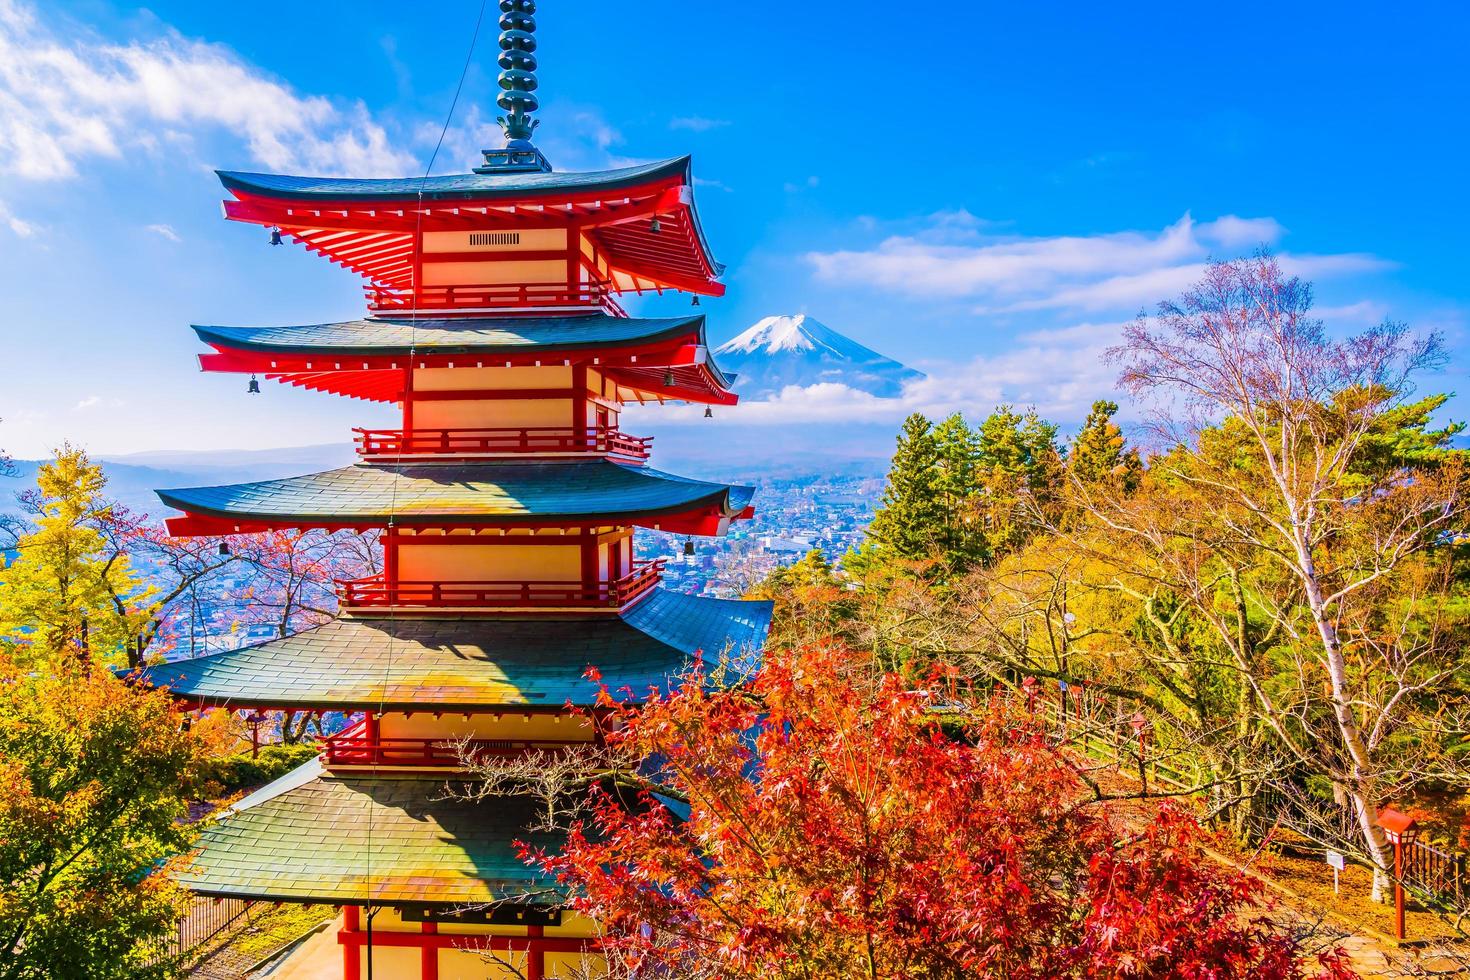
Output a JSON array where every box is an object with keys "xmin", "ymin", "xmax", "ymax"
[{"xmin": 525, "ymin": 646, "xmax": 1355, "ymax": 979}]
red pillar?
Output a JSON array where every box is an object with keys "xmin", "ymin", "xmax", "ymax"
[
  {"xmin": 342, "ymin": 907, "xmax": 361, "ymax": 980},
  {"xmin": 1394, "ymin": 835, "xmax": 1406, "ymax": 940},
  {"xmin": 401, "ymin": 363, "xmax": 415, "ymax": 432},
  {"xmin": 580, "ymin": 531, "xmax": 598, "ymax": 600},
  {"xmin": 365, "ymin": 711, "xmax": 380, "ymax": 765},
  {"xmin": 572, "ymin": 363, "xmax": 588, "ymax": 438},
  {"xmin": 527, "ymin": 925, "xmax": 545, "ymax": 980},
  {"xmin": 421, "ymin": 922, "xmax": 438, "ymax": 980}
]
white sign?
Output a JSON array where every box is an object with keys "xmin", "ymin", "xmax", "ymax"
[{"xmin": 1325, "ymin": 850, "xmax": 1345, "ymax": 896}]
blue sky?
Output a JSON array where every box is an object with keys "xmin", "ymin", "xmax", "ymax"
[{"xmin": 1, "ymin": 0, "xmax": 1467, "ymax": 457}]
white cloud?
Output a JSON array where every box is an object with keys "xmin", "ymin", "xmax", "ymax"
[
  {"xmin": 0, "ymin": 0, "xmax": 416, "ymax": 180},
  {"xmin": 644, "ymin": 321, "xmax": 1129, "ymax": 429},
  {"xmin": 989, "ymin": 264, "xmax": 1208, "ymax": 314},
  {"xmin": 0, "ymin": 198, "xmax": 34, "ymax": 237},
  {"xmin": 806, "ymin": 213, "xmax": 1388, "ymax": 316},
  {"xmin": 669, "ymin": 116, "xmax": 730, "ymax": 132},
  {"xmin": 1313, "ymin": 300, "xmax": 1390, "ymax": 324},
  {"xmin": 145, "ymin": 223, "xmax": 181, "ymax": 242},
  {"xmin": 1197, "ymin": 215, "xmax": 1284, "ymax": 248},
  {"xmin": 74, "ymin": 395, "xmax": 102, "ymax": 411}
]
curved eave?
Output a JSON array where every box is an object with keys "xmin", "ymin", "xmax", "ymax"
[
  {"xmin": 155, "ymin": 462, "xmax": 756, "ymax": 536},
  {"xmin": 177, "ymin": 771, "xmax": 565, "ymax": 906},
  {"xmin": 218, "ymin": 156, "xmax": 724, "ymax": 288},
  {"xmin": 189, "ymin": 315, "xmax": 735, "ymax": 405},
  {"xmin": 217, "ymin": 157, "xmax": 693, "ymax": 204},
  {"xmin": 127, "ymin": 591, "xmax": 772, "ymax": 712},
  {"xmin": 192, "ymin": 314, "xmax": 708, "ymax": 358}
]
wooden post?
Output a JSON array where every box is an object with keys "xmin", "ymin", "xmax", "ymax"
[
  {"xmin": 1395, "ymin": 835, "xmax": 1406, "ymax": 941},
  {"xmin": 527, "ymin": 925, "xmax": 545, "ymax": 980},
  {"xmin": 365, "ymin": 712, "xmax": 380, "ymax": 766},
  {"xmin": 421, "ymin": 922, "xmax": 438, "ymax": 980},
  {"xmin": 342, "ymin": 906, "xmax": 361, "ymax": 980}
]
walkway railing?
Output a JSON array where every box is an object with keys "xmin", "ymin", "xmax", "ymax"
[
  {"xmin": 366, "ymin": 282, "xmax": 626, "ymax": 317},
  {"xmin": 336, "ymin": 560, "xmax": 665, "ymax": 612},
  {"xmin": 1015, "ymin": 675, "xmax": 1470, "ymax": 912},
  {"xmin": 353, "ymin": 426, "xmax": 652, "ymax": 461},
  {"xmin": 144, "ymin": 896, "xmax": 255, "ymax": 968},
  {"xmin": 322, "ymin": 730, "xmax": 582, "ymax": 767}
]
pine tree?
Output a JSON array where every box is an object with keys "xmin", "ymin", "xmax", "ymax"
[
  {"xmin": 974, "ymin": 406, "xmax": 1061, "ymax": 558},
  {"xmin": 0, "ymin": 446, "xmax": 155, "ymax": 667},
  {"xmin": 867, "ymin": 414, "xmax": 945, "ymax": 563},
  {"xmin": 931, "ymin": 413, "xmax": 989, "ymax": 571},
  {"xmin": 1069, "ymin": 399, "xmax": 1142, "ymax": 489}
]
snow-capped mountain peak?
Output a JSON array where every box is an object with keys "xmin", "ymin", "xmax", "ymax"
[
  {"xmin": 712, "ymin": 314, "xmax": 923, "ymax": 400},
  {"xmin": 719, "ymin": 314, "xmax": 852, "ymax": 356}
]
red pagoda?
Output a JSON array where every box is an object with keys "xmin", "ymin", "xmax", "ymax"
[{"xmin": 135, "ymin": 4, "xmax": 770, "ymax": 976}]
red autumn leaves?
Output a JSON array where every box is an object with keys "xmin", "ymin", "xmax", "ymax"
[{"xmin": 521, "ymin": 646, "xmax": 1355, "ymax": 979}]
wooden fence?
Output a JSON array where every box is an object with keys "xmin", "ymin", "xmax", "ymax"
[
  {"xmin": 1017, "ymin": 677, "xmax": 1470, "ymax": 912},
  {"xmin": 144, "ymin": 895, "xmax": 256, "ymax": 968}
]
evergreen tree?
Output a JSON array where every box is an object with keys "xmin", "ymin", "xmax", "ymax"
[
  {"xmin": 975, "ymin": 406, "xmax": 1061, "ymax": 559},
  {"xmin": 867, "ymin": 414, "xmax": 945, "ymax": 563},
  {"xmin": 931, "ymin": 413, "xmax": 989, "ymax": 571},
  {"xmin": 1068, "ymin": 400, "xmax": 1142, "ymax": 489},
  {"xmin": 0, "ymin": 446, "xmax": 154, "ymax": 667}
]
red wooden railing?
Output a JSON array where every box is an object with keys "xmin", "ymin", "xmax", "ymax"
[
  {"xmin": 352, "ymin": 426, "xmax": 652, "ymax": 461},
  {"xmin": 323, "ymin": 731, "xmax": 580, "ymax": 767},
  {"xmin": 366, "ymin": 282, "xmax": 627, "ymax": 317},
  {"xmin": 336, "ymin": 559, "xmax": 665, "ymax": 611},
  {"xmin": 1024, "ymin": 676, "xmax": 1470, "ymax": 912}
]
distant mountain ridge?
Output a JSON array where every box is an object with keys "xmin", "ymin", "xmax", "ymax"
[{"xmin": 713, "ymin": 314, "xmax": 923, "ymax": 399}]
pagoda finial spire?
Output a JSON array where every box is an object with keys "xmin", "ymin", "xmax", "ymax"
[
  {"xmin": 497, "ymin": 0, "xmax": 539, "ymax": 142},
  {"xmin": 476, "ymin": 0, "xmax": 553, "ymax": 173}
]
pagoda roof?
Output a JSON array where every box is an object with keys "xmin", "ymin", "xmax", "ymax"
[
  {"xmin": 193, "ymin": 313, "xmax": 707, "ymax": 357},
  {"xmin": 218, "ymin": 156, "xmax": 724, "ymax": 297},
  {"xmin": 157, "ymin": 460, "xmax": 754, "ymax": 535},
  {"xmin": 218, "ymin": 157, "xmax": 693, "ymax": 205},
  {"xmin": 191, "ymin": 313, "xmax": 738, "ymax": 405},
  {"xmin": 132, "ymin": 590, "xmax": 771, "ymax": 712},
  {"xmin": 178, "ymin": 768, "xmax": 561, "ymax": 904}
]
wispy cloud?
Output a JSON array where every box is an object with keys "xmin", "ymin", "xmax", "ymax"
[
  {"xmin": 145, "ymin": 223, "xmax": 181, "ymax": 242},
  {"xmin": 647, "ymin": 292, "xmax": 1410, "ymax": 429},
  {"xmin": 0, "ymin": 198, "xmax": 34, "ymax": 237},
  {"xmin": 669, "ymin": 116, "xmax": 730, "ymax": 132},
  {"xmin": 0, "ymin": 0, "xmax": 415, "ymax": 180},
  {"xmin": 645, "ymin": 320, "xmax": 1129, "ymax": 429},
  {"xmin": 805, "ymin": 212, "xmax": 1387, "ymax": 315},
  {"xmin": 74, "ymin": 395, "xmax": 102, "ymax": 411}
]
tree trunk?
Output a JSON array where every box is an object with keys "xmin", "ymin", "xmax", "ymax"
[{"xmin": 1300, "ymin": 558, "xmax": 1394, "ymax": 900}]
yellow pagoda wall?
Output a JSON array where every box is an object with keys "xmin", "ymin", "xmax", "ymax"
[
  {"xmin": 395, "ymin": 543, "xmax": 581, "ymax": 582},
  {"xmin": 375, "ymin": 711, "xmax": 594, "ymax": 744},
  {"xmin": 403, "ymin": 365, "xmax": 618, "ymax": 433},
  {"xmin": 419, "ymin": 228, "xmax": 571, "ymax": 290},
  {"xmin": 388, "ymin": 527, "xmax": 631, "ymax": 592},
  {"xmin": 343, "ymin": 906, "xmax": 606, "ymax": 979}
]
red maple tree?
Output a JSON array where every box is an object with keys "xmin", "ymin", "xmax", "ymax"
[{"xmin": 525, "ymin": 645, "xmax": 1355, "ymax": 979}]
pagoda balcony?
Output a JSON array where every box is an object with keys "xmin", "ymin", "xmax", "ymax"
[
  {"xmin": 322, "ymin": 722, "xmax": 583, "ymax": 768},
  {"xmin": 365, "ymin": 282, "xmax": 627, "ymax": 317},
  {"xmin": 353, "ymin": 425, "xmax": 652, "ymax": 462},
  {"xmin": 336, "ymin": 559, "xmax": 665, "ymax": 613}
]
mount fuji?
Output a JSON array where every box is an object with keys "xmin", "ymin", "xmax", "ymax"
[{"xmin": 712, "ymin": 314, "xmax": 923, "ymax": 399}]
